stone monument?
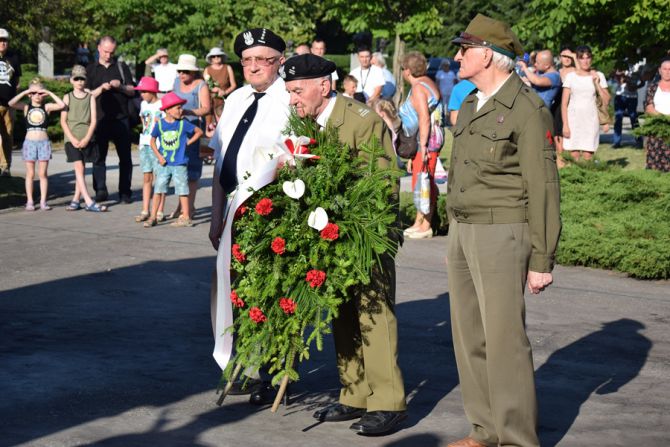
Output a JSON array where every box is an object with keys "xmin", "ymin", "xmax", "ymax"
[{"xmin": 38, "ymin": 27, "xmax": 54, "ymax": 78}]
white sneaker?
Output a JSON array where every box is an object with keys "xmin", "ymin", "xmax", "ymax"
[{"xmin": 407, "ymin": 228, "xmax": 433, "ymax": 239}]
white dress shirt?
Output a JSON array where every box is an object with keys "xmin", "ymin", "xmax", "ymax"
[{"xmin": 210, "ymin": 76, "xmax": 290, "ymax": 185}]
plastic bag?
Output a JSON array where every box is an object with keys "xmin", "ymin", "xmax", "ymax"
[{"xmin": 413, "ymin": 167, "xmax": 431, "ymax": 215}]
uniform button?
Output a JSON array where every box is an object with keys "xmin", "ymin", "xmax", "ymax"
[
  {"xmin": 464, "ymin": 159, "xmax": 469, "ymax": 165},
  {"xmin": 460, "ymin": 187, "xmax": 465, "ymax": 193},
  {"xmin": 463, "ymin": 213, "xmax": 469, "ymax": 218},
  {"xmin": 469, "ymin": 129, "xmax": 474, "ymax": 135},
  {"xmin": 492, "ymin": 132, "xmax": 497, "ymax": 138}
]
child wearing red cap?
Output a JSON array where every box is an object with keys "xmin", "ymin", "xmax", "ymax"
[
  {"xmin": 145, "ymin": 92, "xmax": 203, "ymax": 228},
  {"xmin": 134, "ymin": 76, "xmax": 165, "ymax": 222}
]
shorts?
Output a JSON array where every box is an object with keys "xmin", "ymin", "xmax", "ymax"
[
  {"xmin": 139, "ymin": 145, "xmax": 158, "ymax": 173},
  {"xmin": 186, "ymin": 142, "xmax": 203, "ymax": 181},
  {"xmin": 65, "ymin": 141, "xmax": 99, "ymax": 163},
  {"xmin": 22, "ymin": 139, "xmax": 52, "ymax": 161},
  {"xmin": 154, "ymin": 164, "xmax": 189, "ymax": 196}
]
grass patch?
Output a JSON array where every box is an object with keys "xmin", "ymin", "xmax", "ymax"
[{"xmin": 0, "ymin": 176, "xmax": 26, "ymax": 209}]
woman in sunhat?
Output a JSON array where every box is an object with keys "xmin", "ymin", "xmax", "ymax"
[{"xmin": 203, "ymin": 47, "xmax": 237, "ymax": 127}]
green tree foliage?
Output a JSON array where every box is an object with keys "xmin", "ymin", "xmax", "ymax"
[
  {"xmin": 85, "ymin": 0, "xmax": 318, "ymax": 62},
  {"xmin": 517, "ymin": 0, "xmax": 670, "ymax": 69}
]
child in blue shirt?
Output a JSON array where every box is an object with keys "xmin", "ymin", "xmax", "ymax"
[{"xmin": 146, "ymin": 92, "xmax": 203, "ymax": 228}]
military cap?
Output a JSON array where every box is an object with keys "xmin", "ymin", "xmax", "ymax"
[
  {"xmin": 234, "ymin": 28, "xmax": 286, "ymax": 57},
  {"xmin": 452, "ymin": 13, "xmax": 524, "ymax": 58},
  {"xmin": 280, "ymin": 54, "xmax": 337, "ymax": 82}
]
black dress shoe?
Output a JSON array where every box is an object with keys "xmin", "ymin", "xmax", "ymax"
[
  {"xmin": 119, "ymin": 194, "xmax": 133, "ymax": 204},
  {"xmin": 249, "ymin": 381, "xmax": 276, "ymax": 405},
  {"xmin": 227, "ymin": 377, "xmax": 262, "ymax": 396},
  {"xmin": 313, "ymin": 403, "xmax": 366, "ymax": 422},
  {"xmin": 349, "ymin": 410, "xmax": 407, "ymax": 435},
  {"xmin": 95, "ymin": 191, "xmax": 109, "ymax": 202}
]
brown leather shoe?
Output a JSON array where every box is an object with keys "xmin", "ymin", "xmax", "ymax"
[{"xmin": 447, "ymin": 437, "xmax": 488, "ymax": 447}]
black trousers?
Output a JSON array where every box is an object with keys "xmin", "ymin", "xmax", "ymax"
[{"xmin": 93, "ymin": 119, "xmax": 133, "ymax": 197}]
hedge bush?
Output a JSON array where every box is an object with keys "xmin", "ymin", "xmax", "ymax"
[
  {"xmin": 557, "ymin": 164, "xmax": 670, "ymax": 279},
  {"xmin": 400, "ymin": 163, "xmax": 670, "ymax": 279}
]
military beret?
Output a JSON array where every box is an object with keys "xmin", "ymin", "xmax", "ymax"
[
  {"xmin": 280, "ymin": 54, "xmax": 337, "ymax": 82},
  {"xmin": 452, "ymin": 13, "xmax": 524, "ymax": 58},
  {"xmin": 234, "ymin": 28, "xmax": 286, "ymax": 57}
]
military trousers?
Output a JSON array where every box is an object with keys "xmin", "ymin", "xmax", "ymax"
[
  {"xmin": 332, "ymin": 254, "xmax": 406, "ymax": 412},
  {"xmin": 446, "ymin": 220, "xmax": 539, "ymax": 447},
  {"xmin": 0, "ymin": 106, "xmax": 14, "ymax": 170}
]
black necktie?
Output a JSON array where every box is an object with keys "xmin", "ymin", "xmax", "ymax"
[{"xmin": 220, "ymin": 92, "xmax": 266, "ymax": 193}]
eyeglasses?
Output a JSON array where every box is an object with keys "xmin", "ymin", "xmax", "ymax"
[
  {"xmin": 73, "ymin": 77, "xmax": 86, "ymax": 81},
  {"xmin": 240, "ymin": 56, "xmax": 278, "ymax": 67},
  {"xmin": 460, "ymin": 44, "xmax": 480, "ymax": 55}
]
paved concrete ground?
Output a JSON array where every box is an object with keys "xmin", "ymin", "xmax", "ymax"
[{"xmin": 1, "ymin": 149, "xmax": 668, "ymax": 447}]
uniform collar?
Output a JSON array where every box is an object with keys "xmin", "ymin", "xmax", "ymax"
[
  {"xmin": 245, "ymin": 75, "xmax": 286, "ymax": 102},
  {"xmin": 327, "ymin": 93, "xmax": 347, "ymax": 128},
  {"xmin": 315, "ymin": 92, "xmax": 337, "ymax": 128},
  {"xmin": 467, "ymin": 73, "xmax": 523, "ymax": 117}
]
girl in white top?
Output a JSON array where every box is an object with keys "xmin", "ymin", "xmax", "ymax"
[{"xmin": 561, "ymin": 45, "xmax": 610, "ymax": 161}]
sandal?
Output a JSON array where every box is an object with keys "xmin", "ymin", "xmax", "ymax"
[
  {"xmin": 40, "ymin": 202, "xmax": 52, "ymax": 211},
  {"xmin": 167, "ymin": 209, "xmax": 180, "ymax": 220},
  {"xmin": 25, "ymin": 202, "xmax": 35, "ymax": 211},
  {"xmin": 156, "ymin": 211, "xmax": 165, "ymax": 222},
  {"xmin": 85, "ymin": 202, "xmax": 108, "ymax": 212},
  {"xmin": 65, "ymin": 201, "xmax": 82, "ymax": 211},
  {"xmin": 135, "ymin": 211, "xmax": 150, "ymax": 222},
  {"xmin": 143, "ymin": 218, "xmax": 157, "ymax": 228},
  {"xmin": 170, "ymin": 217, "xmax": 193, "ymax": 227}
]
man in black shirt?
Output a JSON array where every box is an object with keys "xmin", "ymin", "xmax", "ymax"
[
  {"xmin": 0, "ymin": 28, "xmax": 21, "ymax": 177},
  {"xmin": 86, "ymin": 35, "xmax": 135, "ymax": 202}
]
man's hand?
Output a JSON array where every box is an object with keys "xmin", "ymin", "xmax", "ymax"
[
  {"xmin": 109, "ymin": 79, "xmax": 121, "ymax": 89},
  {"xmin": 209, "ymin": 221, "xmax": 223, "ymax": 251},
  {"xmin": 527, "ymin": 271, "xmax": 553, "ymax": 294}
]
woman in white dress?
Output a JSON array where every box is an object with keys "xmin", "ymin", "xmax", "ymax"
[{"xmin": 561, "ymin": 46, "xmax": 610, "ymax": 161}]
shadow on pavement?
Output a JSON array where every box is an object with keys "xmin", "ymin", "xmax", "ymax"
[
  {"xmin": 383, "ymin": 432, "xmax": 443, "ymax": 447},
  {"xmin": 536, "ymin": 318, "xmax": 651, "ymax": 446},
  {"xmin": 0, "ymin": 256, "xmax": 219, "ymax": 445}
]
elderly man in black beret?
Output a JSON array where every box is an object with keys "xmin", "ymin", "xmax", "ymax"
[
  {"xmin": 209, "ymin": 28, "xmax": 291, "ymax": 406},
  {"xmin": 282, "ymin": 53, "xmax": 407, "ymax": 436},
  {"xmin": 445, "ymin": 14, "xmax": 560, "ymax": 447}
]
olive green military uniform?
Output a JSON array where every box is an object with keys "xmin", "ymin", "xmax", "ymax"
[
  {"xmin": 325, "ymin": 94, "xmax": 406, "ymax": 412},
  {"xmin": 446, "ymin": 74, "xmax": 561, "ymax": 447}
]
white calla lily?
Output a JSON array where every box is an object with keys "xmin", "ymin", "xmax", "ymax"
[
  {"xmin": 308, "ymin": 207, "xmax": 329, "ymax": 231},
  {"xmin": 282, "ymin": 179, "xmax": 306, "ymax": 199}
]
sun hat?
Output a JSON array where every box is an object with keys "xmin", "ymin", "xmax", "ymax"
[
  {"xmin": 156, "ymin": 48, "xmax": 169, "ymax": 57},
  {"xmin": 70, "ymin": 65, "xmax": 87, "ymax": 79},
  {"xmin": 206, "ymin": 47, "xmax": 227, "ymax": 63},
  {"xmin": 0, "ymin": 29, "xmax": 9, "ymax": 39},
  {"xmin": 160, "ymin": 92, "xmax": 187, "ymax": 111},
  {"xmin": 175, "ymin": 54, "xmax": 200, "ymax": 72},
  {"xmin": 134, "ymin": 76, "xmax": 160, "ymax": 93}
]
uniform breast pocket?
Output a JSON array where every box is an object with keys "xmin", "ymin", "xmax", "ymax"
[{"xmin": 479, "ymin": 128, "xmax": 515, "ymax": 163}]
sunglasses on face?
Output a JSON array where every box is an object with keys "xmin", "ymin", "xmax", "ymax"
[
  {"xmin": 177, "ymin": 70, "xmax": 193, "ymax": 74},
  {"xmin": 73, "ymin": 77, "xmax": 86, "ymax": 81},
  {"xmin": 240, "ymin": 56, "xmax": 278, "ymax": 67},
  {"xmin": 460, "ymin": 44, "xmax": 481, "ymax": 55}
]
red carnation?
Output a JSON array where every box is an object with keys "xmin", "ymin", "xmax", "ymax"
[
  {"xmin": 230, "ymin": 290, "xmax": 245, "ymax": 308},
  {"xmin": 320, "ymin": 222, "xmax": 339, "ymax": 241},
  {"xmin": 249, "ymin": 306, "xmax": 267, "ymax": 323},
  {"xmin": 234, "ymin": 205, "xmax": 248, "ymax": 220},
  {"xmin": 255, "ymin": 198, "xmax": 273, "ymax": 216},
  {"xmin": 232, "ymin": 244, "xmax": 246, "ymax": 263},
  {"xmin": 306, "ymin": 269, "xmax": 327, "ymax": 288},
  {"xmin": 279, "ymin": 297, "xmax": 297, "ymax": 314},
  {"xmin": 271, "ymin": 237, "xmax": 286, "ymax": 255}
]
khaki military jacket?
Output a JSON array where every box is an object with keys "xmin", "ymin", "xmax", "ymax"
[
  {"xmin": 447, "ymin": 74, "xmax": 561, "ymax": 272},
  {"xmin": 327, "ymin": 94, "xmax": 396, "ymax": 169}
]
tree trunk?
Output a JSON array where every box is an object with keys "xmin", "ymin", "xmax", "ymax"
[{"xmin": 392, "ymin": 32, "xmax": 406, "ymax": 105}]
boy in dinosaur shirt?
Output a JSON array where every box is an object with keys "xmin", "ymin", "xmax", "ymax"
[{"xmin": 147, "ymin": 92, "xmax": 203, "ymax": 228}]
